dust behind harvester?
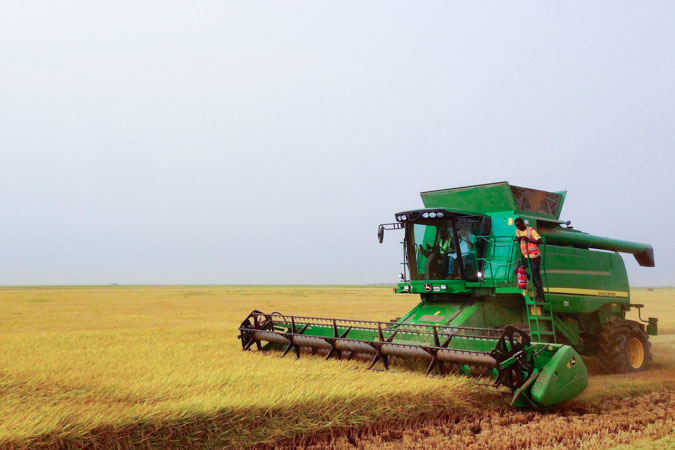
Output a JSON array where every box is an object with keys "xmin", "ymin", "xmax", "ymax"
[{"xmin": 239, "ymin": 182, "xmax": 657, "ymax": 407}]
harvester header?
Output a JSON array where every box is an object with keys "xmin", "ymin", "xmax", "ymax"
[{"xmin": 239, "ymin": 182, "xmax": 657, "ymax": 408}]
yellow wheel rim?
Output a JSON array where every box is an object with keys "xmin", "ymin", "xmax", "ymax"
[{"xmin": 627, "ymin": 337, "xmax": 645, "ymax": 369}]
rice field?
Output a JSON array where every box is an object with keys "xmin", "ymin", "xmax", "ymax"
[{"xmin": 0, "ymin": 286, "xmax": 673, "ymax": 448}]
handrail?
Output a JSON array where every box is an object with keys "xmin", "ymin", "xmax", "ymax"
[
  {"xmin": 472, "ymin": 234, "xmax": 552, "ymax": 290},
  {"xmin": 473, "ymin": 235, "xmax": 519, "ymax": 287}
]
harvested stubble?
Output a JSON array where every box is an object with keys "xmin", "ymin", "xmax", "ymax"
[
  {"xmin": 0, "ymin": 286, "xmax": 673, "ymax": 448},
  {"xmin": 287, "ymin": 390, "xmax": 674, "ymax": 449}
]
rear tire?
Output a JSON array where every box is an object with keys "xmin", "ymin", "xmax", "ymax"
[{"xmin": 598, "ymin": 319, "xmax": 651, "ymax": 373}]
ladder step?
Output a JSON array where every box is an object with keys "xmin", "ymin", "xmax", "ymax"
[{"xmin": 525, "ymin": 290, "xmax": 557, "ymax": 341}]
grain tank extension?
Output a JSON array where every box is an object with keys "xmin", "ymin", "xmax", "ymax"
[{"xmin": 239, "ymin": 182, "xmax": 657, "ymax": 407}]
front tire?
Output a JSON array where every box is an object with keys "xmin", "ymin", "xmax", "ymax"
[{"xmin": 598, "ymin": 319, "xmax": 651, "ymax": 373}]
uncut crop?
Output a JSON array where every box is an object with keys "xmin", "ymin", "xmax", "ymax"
[
  {"xmin": 0, "ymin": 286, "xmax": 479, "ymax": 448},
  {"xmin": 0, "ymin": 286, "xmax": 673, "ymax": 448}
]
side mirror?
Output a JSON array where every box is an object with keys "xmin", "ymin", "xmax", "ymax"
[{"xmin": 378, "ymin": 222, "xmax": 403, "ymax": 243}]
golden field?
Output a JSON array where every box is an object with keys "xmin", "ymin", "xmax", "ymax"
[{"xmin": 0, "ymin": 286, "xmax": 673, "ymax": 448}]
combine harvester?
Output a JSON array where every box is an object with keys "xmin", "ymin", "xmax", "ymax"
[{"xmin": 239, "ymin": 182, "xmax": 657, "ymax": 407}]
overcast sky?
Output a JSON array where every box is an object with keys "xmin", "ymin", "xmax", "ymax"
[{"xmin": 1, "ymin": 2, "xmax": 673, "ymax": 286}]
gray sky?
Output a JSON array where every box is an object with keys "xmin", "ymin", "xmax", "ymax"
[{"xmin": 1, "ymin": 1, "xmax": 673, "ymax": 286}]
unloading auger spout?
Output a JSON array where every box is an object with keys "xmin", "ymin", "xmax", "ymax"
[{"xmin": 239, "ymin": 311, "xmax": 588, "ymax": 408}]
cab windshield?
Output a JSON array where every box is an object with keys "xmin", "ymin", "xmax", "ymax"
[{"xmin": 406, "ymin": 218, "xmax": 482, "ymax": 281}]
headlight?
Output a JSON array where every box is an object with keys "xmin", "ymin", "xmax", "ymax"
[
  {"xmin": 429, "ymin": 212, "xmax": 437, "ymax": 218},
  {"xmin": 422, "ymin": 212, "xmax": 429, "ymax": 218},
  {"xmin": 401, "ymin": 215, "xmax": 407, "ymax": 221},
  {"xmin": 437, "ymin": 212, "xmax": 444, "ymax": 218}
]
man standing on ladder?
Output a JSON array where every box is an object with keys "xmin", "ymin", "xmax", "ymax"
[{"xmin": 514, "ymin": 218, "xmax": 545, "ymax": 301}]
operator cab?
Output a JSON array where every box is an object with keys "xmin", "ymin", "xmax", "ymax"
[{"xmin": 380, "ymin": 210, "xmax": 490, "ymax": 282}]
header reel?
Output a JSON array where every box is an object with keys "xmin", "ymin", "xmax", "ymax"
[{"xmin": 239, "ymin": 312, "xmax": 587, "ymax": 408}]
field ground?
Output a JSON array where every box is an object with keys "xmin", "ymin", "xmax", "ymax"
[{"xmin": 0, "ymin": 286, "xmax": 673, "ymax": 448}]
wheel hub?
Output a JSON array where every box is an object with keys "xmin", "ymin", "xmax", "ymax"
[{"xmin": 627, "ymin": 337, "xmax": 645, "ymax": 369}]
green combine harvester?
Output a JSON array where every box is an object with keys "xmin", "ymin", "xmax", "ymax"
[{"xmin": 239, "ymin": 182, "xmax": 657, "ymax": 407}]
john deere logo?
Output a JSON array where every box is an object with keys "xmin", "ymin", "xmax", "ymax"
[{"xmin": 424, "ymin": 283, "xmax": 432, "ymax": 292}]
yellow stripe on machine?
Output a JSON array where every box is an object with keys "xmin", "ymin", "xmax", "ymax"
[{"xmin": 545, "ymin": 287, "xmax": 629, "ymax": 298}]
